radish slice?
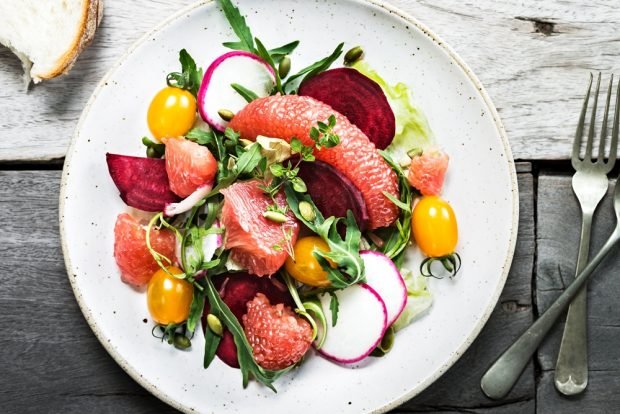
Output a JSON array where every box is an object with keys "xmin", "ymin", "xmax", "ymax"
[
  {"xmin": 317, "ymin": 284, "xmax": 387, "ymax": 364},
  {"xmin": 198, "ymin": 51, "xmax": 275, "ymax": 132},
  {"xmin": 360, "ymin": 251, "xmax": 407, "ymax": 326},
  {"xmin": 163, "ymin": 183, "xmax": 212, "ymax": 217}
]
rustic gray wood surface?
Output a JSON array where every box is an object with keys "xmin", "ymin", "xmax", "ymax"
[
  {"xmin": 2, "ymin": 0, "xmax": 620, "ymax": 413},
  {"xmin": 0, "ymin": 168, "xmax": 537, "ymax": 413},
  {"xmin": 1, "ymin": 0, "xmax": 620, "ymax": 161}
]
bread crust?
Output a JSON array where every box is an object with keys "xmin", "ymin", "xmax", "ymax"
[{"xmin": 34, "ymin": 0, "xmax": 103, "ymax": 81}]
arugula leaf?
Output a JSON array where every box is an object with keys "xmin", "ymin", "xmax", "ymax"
[
  {"xmin": 203, "ymin": 311, "xmax": 223, "ymax": 368},
  {"xmin": 187, "ymin": 290, "xmax": 205, "ymax": 333},
  {"xmin": 268, "ymin": 40, "xmax": 300, "ymax": 63},
  {"xmin": 284, "ymin": 43, "xmax": 344, "ymax": 92},
  {"xmin": 255, "ymin": 37, "xmax": 283, "ymax": 93},
  {"xmin": 328, "ymin": 292, "xmax": 339, "ymax": 327},
  {"xmin": 218, "ymin": 0, "xmax": 255, "ymax": 53},
  {"xmin": 203, "ymin": 276, "xmax": 294, "ymax": 391},
  {"xmin": 166, "ymin": 49, "xmax": 203, "ymax": 97},
  {"xmin": 284, "ymin": 184, "xmax": 365, "ymax": 288},
  {"xmin": 235, "ymin": 143, "xmax": 263, "ymax": 176},
  {"xmin": 376, "ymin": 150, "xmax": 413, "ymax": 265},
  {"xmin": 231, "ymin": 83, "xmax": 259, "ymax": 102}
]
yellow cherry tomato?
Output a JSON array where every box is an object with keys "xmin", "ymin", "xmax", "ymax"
[
  {"xmin": 147, "ymin": 86, "xmax": 196, "ymax": 139},
  {"xmin": 147, "ymin": 266, "xmax": 194, "ymax": 325},
  {"xmin": 412, "ymin": 196, "xmax": 458, "ymax": 258},
  {"xmin": 285, "ymin": 236, "xmax": 332, "ymax": 287}
]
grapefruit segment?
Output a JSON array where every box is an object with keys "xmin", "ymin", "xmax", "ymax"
[
  {"xmin": 228, "ymin": 95, "xmax": 399, "ymax": 229},
  {"xmin": 407, "ymin": 147, "xmax": 449, "ymax": 196},
  {"xmin": 203, "ymin": 272, "xmax": 294, "ymax": 368},
  {"xmin": 164, "ymin": 137, "xmax": 217, "ymax": 198},
  {"xmin": 113, "ymin": 213, "xmax": 176, "ymax": 286},
  {"xmin": 221, "ymin": 180, "xmax": 300, "ymax": 276}
]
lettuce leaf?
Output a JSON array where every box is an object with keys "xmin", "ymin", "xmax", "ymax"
[
  {"xmin": 352, "ymin": 61, "xmax": 434, "ymax": 166},
  {"xmin": 392, "ymin": 268, "xmax": 433, "ymax": 332}
]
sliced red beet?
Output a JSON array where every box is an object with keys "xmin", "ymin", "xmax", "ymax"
[
  {"xmin": 106, "ymin": 153, "xmax": 181, "ymax": 212},
  {"xmin": 298, "ymin": 68, "xmax": 396, "ymax": 149},
  {"xmin": 298, "ymin": 160, "xmax": 369, "ymax": 231},
  {"xmin": 202, "ymin": 272, "xmax": 293, "ymax": 368}
]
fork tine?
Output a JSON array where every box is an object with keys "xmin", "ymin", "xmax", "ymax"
[
  {"xmin": 597, "ymin": 74, "xmax": 613, "ymax": 163},
  {"xmin": 573, "ymin": 74, "xmax": 594, "ymax": 166},
  {"xmin": 585, "ymin": 73, "xmax": 602, "ymax": 160},
  {"xmin": 610, "ymin": 75, "xmax": 620, "ymax": 165}
]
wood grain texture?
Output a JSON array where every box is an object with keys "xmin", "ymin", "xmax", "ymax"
[
  {"xmin": 536, "ymin": 173, "xmax": 620, "ymax": 413},
  {"xmin": 0, "ymin": 168, "xmax": 534, "ymax": 413},
  {"xmin": 1, "ymin": 0, "xmax": 619, "ymax": 162}
]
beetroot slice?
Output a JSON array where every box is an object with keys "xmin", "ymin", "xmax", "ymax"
[
  {"xmin": 298, "ymin": 160, "xmax": 369, "ymax": 231},
  {"xmin": 298, "ymin": 68, "xmax": 396, "ymax": 149},
  {"xmin": 106, "ymin": 153, "xmax": 181, "ymax": 212},
  {"xmin": 202, "ymin": 272, "xmax": 293, "ymax": 368}
]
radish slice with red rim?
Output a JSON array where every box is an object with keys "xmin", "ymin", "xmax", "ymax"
[
  {"xmin": 360, "ymin": 250, "xmax": 407, "ymax": 326},
  {"xmin": 317, "ymin": 283, "xmax": 387, "ymax": 364},
  {"xmin": 197, "ymin": 51, "xmax": 275, "ymax": 132}
]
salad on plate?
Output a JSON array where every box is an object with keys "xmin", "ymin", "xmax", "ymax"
[{"xmin": 106, "ymin": 0, "xmax": 460, "ymax": 392}]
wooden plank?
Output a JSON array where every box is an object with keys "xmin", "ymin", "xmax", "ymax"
[
  {"xmin": 0, "ymin": 171, "xmax": 174, "ymax": 413},
  {"xmin": 536, "ymin": 173, "xmax": 620, "ymax": 412},
  {"xmin": 1, "ymin": 0, "xmax": 620, "ymax": 162},
  {"xmin": 0, "ymin": 168, "xmax": 534, "ymax": 412},
  {"xmin": 398, "ymin": 167, "xmax": 535, "ymax": 412}
]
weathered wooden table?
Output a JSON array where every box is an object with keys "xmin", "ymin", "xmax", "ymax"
[{"xmin": 1, "ymin": 1, "xmax": 619, "ymax": 412}]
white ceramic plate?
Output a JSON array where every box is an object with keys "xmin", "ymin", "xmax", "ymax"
[{"xmin": 60, "ymin": 0, "xmax": 518, "ymax": 412}]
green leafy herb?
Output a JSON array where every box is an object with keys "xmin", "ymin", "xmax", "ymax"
[
  {"xmin": 290, "ymin": 137, "xmax": 316, "ymax": 161},
  {"xmin": 255, "ymin": 37, "xmax": 283, "ymax": 94},
  {"xmin": 219, "ymin": 0, "xmax": 256, "ymax": 53},
  {"xmin": 309, "ymin": 115, "xmax": 340, "ymax": 149},
  {"xmin": 284, "ymin": 43, "xmax": 344, "ymax": 92},
  {"xmin": 328, "ymin": 291, "xmax": 339, "ymax": 327},
  {"xmin": 268, "ymin": 40, "xmax": 300, "ymax": 63},
  {"xmin": 187, "ymin": 290, "xmax": 205, "ymax": 333},
  {"xmin": 376, "ymin": 150, "xmax": 413, "ymax": 266},
  {"xmin": 231, "ymin": 83, "xmax": 259, "ymax": 102},
  {"xmin": 284, "ymin": 185, "xmax": 365, "ymax": 289},
  {"xmin": 166, "ymin": 49, "xmax": 203, "ymax": 97},
  {"xmin": 203, "ymin": 310, "xmax": 223, "ymax": 368}
]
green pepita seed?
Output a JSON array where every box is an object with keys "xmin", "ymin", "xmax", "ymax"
[
  {"xmin": 278, "ymin": 56, "xmax": 291, "ymax": 79},
  {"xmin": 173, "ymin": 334, "xmax": 191, "ymax": 350},
  {"xmin": 263, "ymin": 210, "xmax": 287, "ymax": 223},
  {"xmin": 206, "ymin": 314, "xmax": 223, "ymax": 336},
  {"xmin": 344, "ymin": 46, "xmax": 364, "ymax": 66},
  {"xmin": 299, "ymin": 201, "xmax": 316, "ymax": 222},
  {"xmin": 407, "ymin": 147, "xmax": 423, "ymax": 158},
  {"xmin": 227, "ymin": 157, "xmax": 236, "ymax": 171},
  {"xmin": 146, "ymin": 146, "xmax": 159, "ymax": 158},
  {"xmin": 218, "ymin": 109, "xmax": 235, "ymax": 122},
  {"xmin": 142, "ymin": 136, "xmax": 156, "ymax": 147}
]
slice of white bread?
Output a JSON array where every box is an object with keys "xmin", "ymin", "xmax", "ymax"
[{"xmin": 0, "ymin": 0, "xmax": 103, "ymax": 84}]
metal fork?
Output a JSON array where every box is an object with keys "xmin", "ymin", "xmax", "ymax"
[
  {"xmin": 555, "ymin": 73, "xmax": 619, "ymax": 395},
  {"xmin": 480, "ymin": 73, "xmax": 620, "ymax": 400},
  {"xmin": 481, "ymin": 174, "xmax": 620, "ymax": 400}
]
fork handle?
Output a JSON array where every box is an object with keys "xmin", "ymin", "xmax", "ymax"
[
  {"xmin": 554, "ymin": 212, "xmax": 593, "ymax": 394},
  {"xmin": 480, "ymin": 228, "xmax": 620, "ymax": 400}
]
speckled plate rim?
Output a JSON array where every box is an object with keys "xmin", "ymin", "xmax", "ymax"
[{"xmin": 59, "ymin": 0, "xmax": 519, "ymax": 412}]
